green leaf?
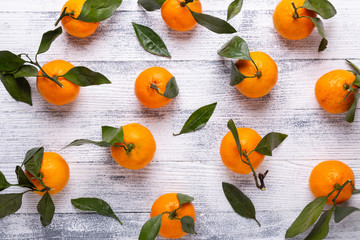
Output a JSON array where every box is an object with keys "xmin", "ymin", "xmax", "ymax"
[
  {"xmin": 353, "ymin": 189, "xmax": 360, "ymax": 194},
  {"xmin": 0, "ymin": 193, "xmax": 24, "ymax": 218},
  {"xmin": 177, "ymin": 193, "xmax": 194, "ymax": 205},
  {"xmin": 15, "ymin": 166, "xmax": 36, "ymax": 189},
  {"xmin": 346, "ymin": 59, "xmax": 360, "ymax": 75},
  {"xmin": 227, "ymin": 119, "xmax": 242, "ymax": 156},
  {"xmin": 174, "ymin": 102, "xmax": 217, "ymax": 136},
  {"xmin": 227, "ymin": 0, "xmax": 243, "ymax": 21},
  {"xmin": 353, "ymin": 74, "xmax": 360, "ymax": 87},
  {"xmin": 0, "ymin": 172, "xmax": 11, "ymax": 192},
  {"xmin": 222, "ymin": 182, "xmax": 260, "ymax": 226},
  {"xmin": 230, "ymin": 62, "xmax": 246, "ymax": 86},
  {"xmin": 304, "ymin": 16, "xmax": 327, "ymax": 52},
  {"xmin": 138, "ymin": 0, "xmax": 165, "ymax": 11},
  {"xmin": 77, "ymin": 0, "xmax": 123, "ymax": 22},
  {"xmin": 13, "ymin": 65, "xmax": 38, "ymax": 78},
  {"xmin": 0, "ymin": 73, "xmax": 32, "ymax": 105},
  {"xmin": 63, "ymin": 66, "xmax": 111, "ymax": 86},
  {"xmin": 154, "ymin": 77, "xmax": 179, "ymax": 99},
  {"xmin": 24, "ymin": 147, "xmax": 44, "ymax": 178},
  {"xmin": 303, "ymin": 0, "xmax": 336, "ymax": 19},
  {"xmin": 304, "ymin": 208, "xmax": 333, "ymax": 240},
  {"xmin": 180, "ymin": 216, "xmax": 197, "ymax": 234},
  {"xmin": 64, "ymin": 139, "xmax": 111, "ymax": 148},
  {"xmin": 345, "ymin": 92, "xmax": 359, "ymax": 123},
  {"xmin": 71, "ymin": 198, "xmax": 122, "ymax": 224},
  {"xmin": 187, "ymin": 8, "xmax": 237, "ymax": 34},
  {"xmin": 132, "ymin": 22, "xmax": 171, "ymax": 58},
  {"xmin": 334, "ymin": 205, "xmax": 359, "ymax": 223},
  {"xmin": 37, "ymin": 192, "xmax": 55, "ymax": 227},
  {"xmin": 285, "ymin": 197, "xmax": 327, "ymax": 238},
  {"xmin": 0, "ymin": 51, "xmax": 25, "ymax": 72},
  {"xmin": 217, "ymin": 36, "xmax": 252, "ymax": 60},
  {"xmin": 22, "ymin": 147, "xmax": 43, "ymax": 166},
  {"xmin": 139, "ymin": 214, "xmax": 163, "ymax": 240},
  {"xmin": 37, "ymin": 27, "xmax": 63, "ymax": 55},
  {"xmin": 254, "ymin": 132, "xmax": 288, "ymax": 156},
  {"xmin": 102, "ymin": 126, "xmax": 125, "ymax": 144}
]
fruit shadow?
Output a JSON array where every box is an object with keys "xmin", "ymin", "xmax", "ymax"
[
  {"xmin": 273, "ymin": 29, "xmax": 321, "ymax": 53},
  {"xmin": 102, "ymin": 149, "xmax": 153, "ymax": 184}
]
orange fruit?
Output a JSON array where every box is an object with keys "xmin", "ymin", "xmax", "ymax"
[
  {"xmin": 37, "ymin": 60, "xmax": 80, "ymax": 105},
  {"xmin": 26, "ymin": 152, "xmax": 70, "ymax": 196},
  {"xmin": 110, "ymin": 123, "xmax": 156, "ymax": 170},
  {"xmin": 161, "ymin": 0, "xmax": 202, "ymax": 32},
  {"xmin": 315, "ymin": 70, "xmax": 356, "ymax": 114},
  {"xmin": 273, "ymin": 0, "xmax": 316, "ymax": 40},
  {"xmin": 309, "ymin": 160, "xmax": 355, "ymax": 205},
  {"xmin": 235, "ymin": 51, "xmax": 278, "ymax": 98},
  {"xmin": 220, "ymin": 127, "xmax": 265, "ymax": 174},
  {"xmin": 150, "ymin": 193, "xmax": 196, "ymax": 239},
  {"xmin": 61, "ymin": 0, "xmax": 100, "ymax": 38},
  {"xmin": 135, "ymin": 67, "xmax": 174, "ymax": 108}
]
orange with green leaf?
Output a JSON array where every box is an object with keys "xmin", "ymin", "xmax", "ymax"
[
  {"xmin": 138, "ymin": 0, "xmax": 236, "ymax": 34},
  {"xmin": 273, "ymin": 0, "xmax": 337, "ymax": 51},
  {"xmin": 221, "ymin": 119, "xmax": 287, "ymax": 225},
  {"xmin": 65, "ymin": 123, "xmax": 156, "ymax": 170},
  {"xmin": 286, "ymin": 160, "xmax": 359, "ymax": 239},
  {"xmin": 135, "ymin": 67, "xmax": 179, "ymax": 108},
  {"xmin": 0, "ymin": 27, "xmax": 111, "ymax": 106},
  {"xmin": 315, "ymin": 60, "xmax": 360, "ymax": 122},
  {"xmin": 56, "ymin": 0, "xmax": 123, "ymax": 38},
  {"xmin": 218, "ymin": 36, "xmax": 278, "ymax": 98},
  {"xmin": 0, "ymin": 147, "xmax": 69, "ymax": 226},
  {"xmin": 139, "ymin": 193, "xmax": 196, "ymax": 239}
]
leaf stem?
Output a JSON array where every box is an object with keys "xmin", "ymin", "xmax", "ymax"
[
  {"xmin": 23, "ymin": 53, "xmax": 63, "ymax": 87},
  {"xmin": 291, "ymin": 2, "xmax": 300, "ymax": 19},
  {"xmin": 251, "ymin": 60, "xmax": 262, "ymax": 78},
  {"xmin": 150, "ymin": 83, "xmax": 165, "ymax": 96},
  {"xmin": 180, "ymin": 0, "xmax": 194, "ymax": 7},
  {"xmin": 55, "ymin": 7, "xmax": 74, "ymax": 26},
  {"xmin": 243, "ymin": 152, "xmax": 268, "ymax": 191},
  {"xmin": 331, "ymin": 180, "xmax": 353, "ymax": 205}
]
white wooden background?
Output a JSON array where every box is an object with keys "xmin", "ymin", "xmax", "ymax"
[{"xmin": 0, "ymin": 0, "xmax": 359, "ymax": 239}]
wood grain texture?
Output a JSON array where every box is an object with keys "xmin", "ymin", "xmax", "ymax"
[{"xmin": 0, "ymin": 0, "xmax": 359, "ymax": 239}]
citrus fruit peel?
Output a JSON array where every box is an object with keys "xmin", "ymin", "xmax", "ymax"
[
  {"xmin": 285, "ymin": 0, "xmax": 336, "ymax": 51},
  {"xmin": 0, "ymin": 147, "xmax": 61, "ymax": 227},
  {"xmin": 65, "ymin": 125, "xmax": 135, "ymax": 155},
  {"xmin": 139, "ymin": 193, "xmax": 196, "ymax": 240},
  {"xmin": 286, "ymin": 161, "xmax": 359, "ymax": 239},
  {"xmin": 226, "ymin": 119, "xmax": 287, "ymax": 191},
  {"xmin": 0, "ymin": 27, "xmax": 111, "ymax": 105},
  {"xmin": 139, "ymin": 0, "xmax": 236, "ymax": 34},
  {"xmin": 344, "ymin": 59, "xmax": 360, "ymax": 122},
  {"xmin": 218, "ymin": 36, "xmax": 263, "ymax": 86},
  {"xmin": 150, "ymin": 76, "xmax": 179, "ymax": 99},
  {"xmin": 55, "ymin": 0, "xmax": 123, "ymax": 25}
]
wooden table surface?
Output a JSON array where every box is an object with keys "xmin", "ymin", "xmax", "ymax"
[{"xmin": 0, "ymin": 0, "xmax": 359, "ymax": 239}]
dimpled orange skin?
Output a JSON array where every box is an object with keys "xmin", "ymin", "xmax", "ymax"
[
  {"xmin": 37, "ymin": 60, "xmax": 80, "ymax": 105},
  {"xmin": 110, "ymin": 123, "xmax": 156, "ymax": 170},
  {"xmin": 135, "ymin": 67, "xmax": 174, "ymax": 109},
  {"xmin": 61, "ymin": 0, "xmax": 100, "ymax": 38},
  {"xmin": 25, "ymin": 152, "xmax": 70, "ymax": 196},
  {"xmin": 161, "ymin": 0, "xmax": 202, "ymax": 32},
  {"xmin": 150, "ymin": 193, "xmax": 196, "ymax": 239},
  {"xmin": 235, "ymin": 51, "xmax": 278, "ymax": 98},
  {"xmin": 315, "ymin": 70, "xmax": 356, "ymax": 114},
  {"xmin": 220, "ymin": 128, "xmax": 265, "ymax": 174},
  {"xmin": 273, "ymin": 0, "xmax": 316, "ymax": 40},
  {"xmin": 309, "ymin": 160, "xmax": 355, "ymax": 205}
]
